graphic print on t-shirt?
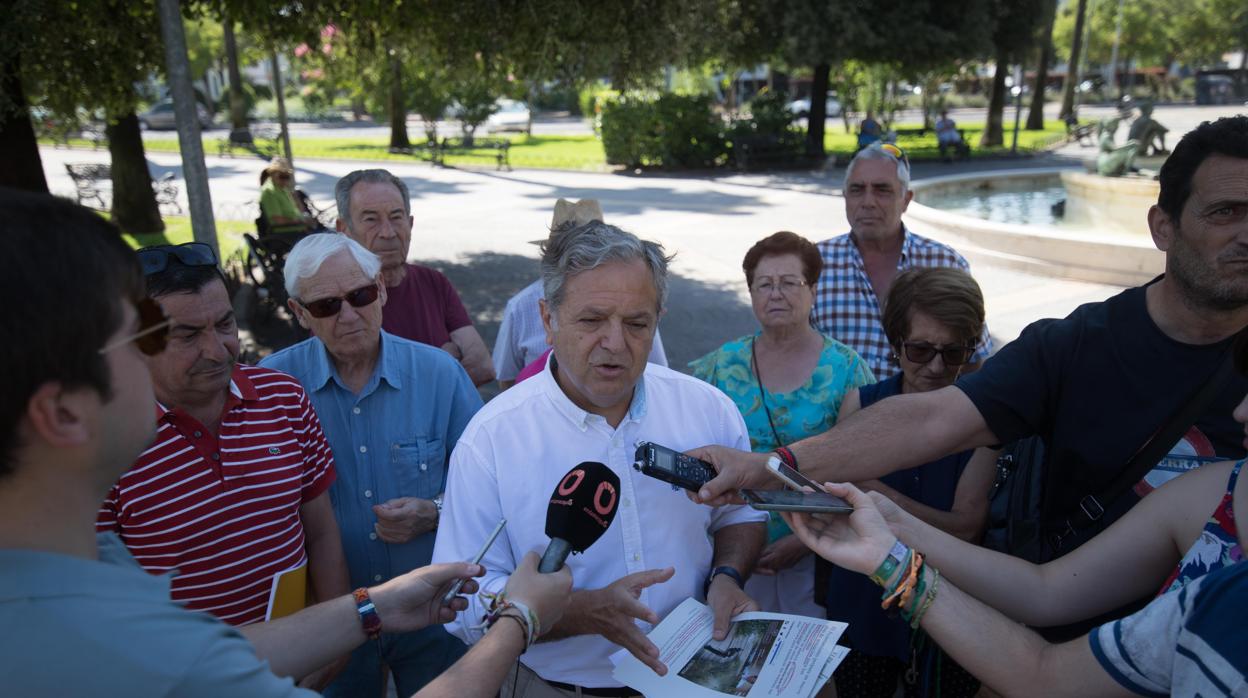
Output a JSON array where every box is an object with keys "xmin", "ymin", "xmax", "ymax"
[{"xmin": 1134, "ymin": 425, "xmax": 1221, "ymax": 497}]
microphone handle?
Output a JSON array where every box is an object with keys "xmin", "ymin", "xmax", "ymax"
[{"xmin": 538, "ymin": 538, "xmax": 573, "ymax": 573}]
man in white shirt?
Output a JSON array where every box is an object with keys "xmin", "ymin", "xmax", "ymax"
[
  {"xmin": 433, "ymin": 221, "xmax": 767, "ymax": 697},
  {"xmin": 493, "ymin": 199, "xmax": 668, "ymax": 389}
]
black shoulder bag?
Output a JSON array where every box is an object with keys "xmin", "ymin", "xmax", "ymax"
[{"xmin": 986, "ymin": 342, "xmax": 1237, "ymax": 563}]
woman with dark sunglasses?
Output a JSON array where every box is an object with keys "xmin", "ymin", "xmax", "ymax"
[{"xmin": 826, "ymin": 267, "xmax": 998, "ymax": 697}]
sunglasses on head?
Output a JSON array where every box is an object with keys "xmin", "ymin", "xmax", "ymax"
[
  {"xmin": 878, "ymin": 143, "xmax": 910, "ymax": 170},
  {"xmin": 137, "ymin": 242, "xmax": 218, "ymax": 276},
  {"xmin": 901, "ymin": 341, "xmax": 976, "ymax": 366},
  {"xmin": 298, "ymin": 284, "xmax": 380, "ymax": 318},
  {"xmin": 99, "ymin": 297, "xmax": 171, "ymax": 356}
]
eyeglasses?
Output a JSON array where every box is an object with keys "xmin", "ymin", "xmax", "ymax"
[
  {"xmin": 99, "ymin": 297, "xmax": 171, "ymax": 356},
  {"xmin": 137, "ymin": 242, "xmax": 218, "ymax": 276},
  {"xmin": 901, "ymin": 341, "xmax": 976, "ymax": 366},
  {"xmin": 751, "ymin": 276, "xmax": 809, "ymax": 296},
  {"xmin": 878, "ymin": 143, "xmax": 910, "ymax": 170},
  {"xmin": 297, "ymin": 284, "xmax": 380, "ymax": 318}
]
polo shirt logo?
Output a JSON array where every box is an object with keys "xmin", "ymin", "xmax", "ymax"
[{"xmin": 269, "ymin": 447, "xmax": 282, "ymax": 455}]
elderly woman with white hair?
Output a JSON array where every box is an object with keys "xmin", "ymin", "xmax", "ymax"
[{"xmin": 260, "ymin": 233, "xmax": 487, "ymax": 698}]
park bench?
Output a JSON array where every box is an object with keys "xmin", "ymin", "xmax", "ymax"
[
  {"xmin": 64, "ymin": 163, "xmax": 111, "ymax": 209},
  {"xmin": 217, "ymin": 126, "xmax": 279, "ymax": 158},
  {"xmin": 64, "ymin": 163, "xmax": 182, "ymax": 214},
  {"xmin": 1065, "ymin": 118, "xmax": 1096, "ymax": 147},
  {"xmin": 434, "ymin": 136, "xmax": 512, "ymax": 171},
  {"xmin": 731, "ymin": 134, "xmax": 815, "ymax": 171}
]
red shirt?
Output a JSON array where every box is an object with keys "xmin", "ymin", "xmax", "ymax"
[
  {"xmin": 381, "ymin": 263, "xmax": 473, "ymax": 348},
  {"xmin": 97, "ymin": 365, "xmax": 336, "ymax": 626}
]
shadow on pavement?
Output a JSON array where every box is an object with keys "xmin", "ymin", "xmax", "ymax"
[{"xmin": 242, "ymin": 252, "xmax": 757, "ymax": 403}]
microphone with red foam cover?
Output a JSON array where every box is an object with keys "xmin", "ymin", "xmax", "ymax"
[{"xmin": 538, "ymin": 462, "xmax": 621, "ymax": 573}]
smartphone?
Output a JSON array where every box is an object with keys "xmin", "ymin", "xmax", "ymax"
[
  {"xmin": 633, "ymin": 442, "xmax": 717, "ymax": 492},
  {"xmin": 442, "ymin": 518, "xmax": 507, "ymax": 605},
  {"xmin": 765, "ymin": 455, "xmax": 826, "ymax": 492},
  {"xmin": 742, "ymin": 489, "xmax": 854, "ymax": 514}
]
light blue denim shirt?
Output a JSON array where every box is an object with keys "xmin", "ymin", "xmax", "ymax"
[{"xmin": 261, "ymin": 331, "xmax": 482, "ymax": 589}]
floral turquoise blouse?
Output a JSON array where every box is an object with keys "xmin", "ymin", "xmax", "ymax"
[{"xmin": 690, "ymin": 333, "xmax": 875, "ymax": 541}]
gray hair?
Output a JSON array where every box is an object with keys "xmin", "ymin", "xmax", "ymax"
[
  {"xmin": 541, "ymin": 221, "xmax": 673, "ymax": 314},
  {"xmin": 334, "ymin": 169, "xmax": 411, "ymax": 231},
  {"xmin": 284, "ymin": 233, "xmax": 382, "ymax": 300},
  {"xmin": 845, "ymin": 143, "xmax": 911, "ymax": 193}
]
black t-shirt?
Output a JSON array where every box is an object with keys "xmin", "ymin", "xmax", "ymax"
[{"xmin": 957, "ymin": 280, "xmax": 1247, "ymax": 535}]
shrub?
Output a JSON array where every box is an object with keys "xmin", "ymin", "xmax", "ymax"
[
  {"xmin": 725, "ymin": 91, "xmax": 806, "ymax": 169},
  {"xmin": 600, "ymin": 93, "xmax": 725, "ymax": 169}
]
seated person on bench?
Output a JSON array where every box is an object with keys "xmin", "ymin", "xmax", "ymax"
[{"xmin": 936, "ymin": 111, "xmax": 968, "ymax": 161}]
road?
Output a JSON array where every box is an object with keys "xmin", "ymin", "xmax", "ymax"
[{"xmin": 57, "ymin": 101, "xmax": 1245, "ymax": 364}]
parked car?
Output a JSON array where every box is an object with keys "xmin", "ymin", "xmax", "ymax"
[
  {"xmin": 786, "ymin": 96, "xmax": 842, "ymax": 118},
  {"xmin": 139, "ymin": 100, "xmax": 212, "ymax": 130},
  {"xmin": 486, "ymin": 99, "xmax": 532, "ymax": 134}
]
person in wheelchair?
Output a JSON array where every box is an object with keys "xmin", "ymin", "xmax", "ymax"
[{"xmin": 259, "ymin": 157, "xmax": 328, "ymax": 237}]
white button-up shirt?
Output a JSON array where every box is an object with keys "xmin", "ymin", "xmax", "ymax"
[{"xmin": 432, "ymin": 357, "xmax": 765, "ymax": 687}]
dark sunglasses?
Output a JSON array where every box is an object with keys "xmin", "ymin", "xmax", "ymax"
[
  {"xmin": 298, "ymin": 284, "xmax": 380, "ymax": 318},
  {"xmin": 901, "ymin": 341, "xmax": 976, "ymax": 366},
  {"xmin": 137, "ymin": 242, "xmax": 218, "ymax": 276},
  {"xmin": 99, "ymin": 297, "xmax": 171, "ymax": 356}
]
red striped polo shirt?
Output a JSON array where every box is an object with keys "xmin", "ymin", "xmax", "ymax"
[{"xmin": 97, "ymin": 364, "xmax": 336, "ymax": 626}]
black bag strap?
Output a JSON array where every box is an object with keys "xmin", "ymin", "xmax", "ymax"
[{"xmin": 1052, "ymin": 340, "xmax": 1238, "ymax": 549}]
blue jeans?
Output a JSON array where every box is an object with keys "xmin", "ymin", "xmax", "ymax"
[{"xmin": 323, "ymin": 625, "xmax": 467, "ymax": 698}]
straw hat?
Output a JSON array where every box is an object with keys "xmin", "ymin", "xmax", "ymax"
[
  {"xmin": 260, "ymin": 156, "xmax": 295, "ymax": 185},
  {"xmin": 531, "ymin": 198, "xmax": 604, "ymax": 244},
  {"xmin": 264, "ymin": 156, "xmax": 295, "ymax": 176}
]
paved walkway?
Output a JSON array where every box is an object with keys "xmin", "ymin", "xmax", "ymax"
[{"xmin": 57, "ymin": 103, "xmax": 1244, "ymax": 368}]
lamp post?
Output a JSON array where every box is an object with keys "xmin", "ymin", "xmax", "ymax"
[{"xmin": 1011, "ymin": 66, "xmax": 1024, "ymax": 154}]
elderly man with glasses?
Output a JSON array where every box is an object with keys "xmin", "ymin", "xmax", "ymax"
[
  {"xmin": 261, "ymin": 233, "xmax": 483, "ymax": 698},
  {"xmin": 96, "ymin": 240, "xmax": 352, "ymax": 687},
  {"xmin": 811, "ymin": 143, "xmax": 992, "ymax": 380}
]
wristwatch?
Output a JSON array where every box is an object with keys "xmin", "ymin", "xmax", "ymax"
[
  {"xmin": 703, "ymin": 565, "xmax": 745, "ymax": 598},
  {"xmin": 432, "ymin": 493, "xmax": 444, "ymax": 526}
]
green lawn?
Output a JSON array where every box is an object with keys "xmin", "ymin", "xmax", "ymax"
[
  {"xmin": 48, "ymin": 133, "xmax": 609, "ymax": 172},
  {"xmin": 823, "ymin": 120, "xmax": 1071, "ymax": 161},
  {"xmin": 111, "ymin": 214, "xmax": 253, "ymax": 260},
  {"xmin": 45, "ymin": 119, "xmax": 1070, "ymax": 172}
]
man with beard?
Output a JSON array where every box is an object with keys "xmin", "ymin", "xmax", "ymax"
[
  {"xmin": 693, "ymin": 116, "xmax": 1248, "ymax": 633},
  {"xmin": 98, "ymin": 243, "xmax": 352, "ymax": 643}
]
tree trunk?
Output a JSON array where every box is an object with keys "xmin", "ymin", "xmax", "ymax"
[
  {"xmin": 222, "ymin": 17, "xmax": 248, "ymax": 133},
  {"xmin": 1059, "ymin": 0, "xmax": 1089, "ymax": 120},
  {"xmin": 981, "ymin": 51, "xmax": 1009, "ymax": 148},
  {"xmin": 106, "ymin": 110, "xmax": 163, "ymax": 234},
  {"xmin": 804, "ymin": 63, "xmax": 830, "ymax": 160},
  {"xmin": 0, "ymin": 56, "xmax": 48, "ymax": 192},
  {"xmin": 1027, "ymin": 0, "xmax": 1057, "ymax": 130},
  {"xmin": 156, "ymin": 0, "xmax": 216, "ymax": 255},
  {"xmin": 388, "ymin": 50, "xmax": 409, "ymax": 149},
  {"xmin": 270, "ymin": 51, "xmax": 293, "ymax": 163}
]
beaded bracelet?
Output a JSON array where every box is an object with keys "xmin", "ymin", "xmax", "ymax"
[{"xmin": 905, "ymin": 566, "xmax": 941, "ymax": 629}]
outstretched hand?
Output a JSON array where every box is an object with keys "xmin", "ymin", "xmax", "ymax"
[
  {"xmin": 684, "ymin": 445, "xmax": 773, "ymax": 507},
  {"xmin": 370, "ymin": 562, "xmax": 483, "ymax": 633},
  {"xmin": 780, "ymin": 482, "xmax": 897, "ymax": 577}
]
